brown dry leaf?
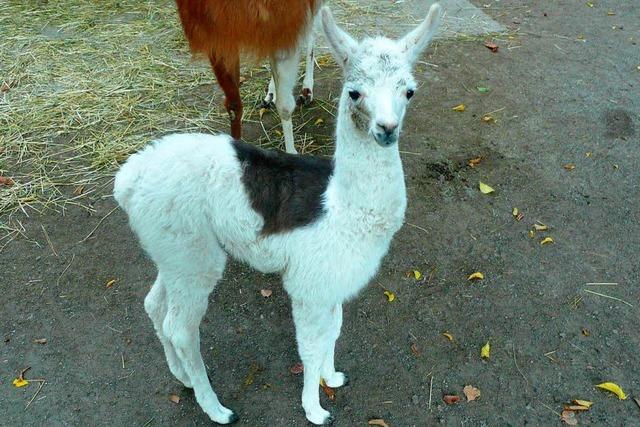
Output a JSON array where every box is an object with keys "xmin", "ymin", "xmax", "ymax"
[
  {"xmin": 564, "ymin": 405, "xmax": 590, "ymax": 411},
  {"xmin": 73, "ymin": 185, "xmax": 85, "ymax": 195},
  {"xmin": 410, "ymin": 343, "xmax": 420, "ymax": 356},
  {"xmin": 463, "ymin": 385, "xmax": 481, "ymax": 401},
  {"xmin": 572, "ymin": 399, "xmax": 593, "ymax": 408},
  {"xmin": 452, "ymin": 103, "xmax": 466, "ymax": 112},
  {"xmin": 0, "ymin": 81, "xmax": 10, "ymax": 92},
  {"xmin": 0, "ymin": 176, "xmax": 15, "ymax": 187},
  {"xmin": 561, "ymin": 410, "xmax": 578, "ymax": 425},
  {"xmin": 260, "ymin": 289, "xmax": 272, "ymax": 297},
  {"xmin": 106, "ymin": 279, "xmax": 117, "ymax": 288},
  {"xmin": 290, "ymin": 362, "xmax": 304, "ymax": 375},
  {"xmin": 468, "ymin": 156, "xmax": 482, "ymax": 167},
  {"xmin": 33, "ymin": 338, "xmax": 48, "ymax": 345},
  {"xmin": 564, "ymin": 163, "xmax": 576, "ymax": 171},
  {"xmin": 320, "ymin": 378, "xmax": 336, "ymax": 401},
  {"xmin": 443, "ymin": 394, "xmax": 460, "ymax": 405},
  {"xmin": 442, "ymin": 332, "xmax": 454, "ymax": 342},
  {"xmin": 169, "ymin": 394, "xmax": 181, "ymax": 404},
  {"xmin": 368, "ymin": 419, "xmax": 389, "ymax": 427},
  {"xmin": 484, "ymin": 40, "xmax": 499, "ymax": 52}
]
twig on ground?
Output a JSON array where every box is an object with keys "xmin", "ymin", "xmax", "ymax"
[
  {"xmin": 25, "ymin": 380, "xmax": 46, "ymax": 410},
  {"xmin": 41, "ymin": 225, "xmax": 58, "ymax": 256},
  {"xmin": 583, "ymin": 289, "xmax": 633, "ymax": 307},
  {"xmin": 79, "ymin": 205, "xmax": 118, "ymax": 243}
]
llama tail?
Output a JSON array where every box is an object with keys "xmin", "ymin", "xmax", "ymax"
[{"xmin": 113, "ymin": 149, "xmax": 147, "ymax": 212}]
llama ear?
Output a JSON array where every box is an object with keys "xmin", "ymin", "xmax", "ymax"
[
  {"xmin": 320, "ymin": 7, "xmax": 357, "ymax": 67},
  {"xmin": 398, "ymin": 3, "xmax": 443, "ymax": 66}
]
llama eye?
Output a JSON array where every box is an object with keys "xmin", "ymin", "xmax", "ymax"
[
  {"xmin": 348, "ymin": 90, "xmax": 361, "ymax": 101},
  {"xmin": 406, "ymin": 89, "xmax": 415, "ymax": 100}
]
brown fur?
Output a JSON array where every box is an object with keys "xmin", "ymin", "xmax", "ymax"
[{"xmin": 175, "ymin": 0, "xmax": 319, "ymax": 138}]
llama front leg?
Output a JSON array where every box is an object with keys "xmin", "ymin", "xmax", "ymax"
[
  {"xmin": 210, "ymin": 54, "xmax": 243, "ymax": 140},
  {"xmin": 320, "ymin": 304, "xmax": 347, "ymax": 388},
  {"xmin": 291, "ymin": 299, "xmax": 339, "ymax": 425},
  {"xmin": 298, "ymin": 24, "xmax": 316, "ymax": 106},
  {"xmin": 270, "ymin": 52, "xmax": 299, "ymax": 154}
]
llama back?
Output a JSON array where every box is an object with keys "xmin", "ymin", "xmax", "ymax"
[{"xmin": 175, "ymin": 0, "xmax": 320, "ymax": 65}]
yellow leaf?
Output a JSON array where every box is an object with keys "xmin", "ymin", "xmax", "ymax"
[
  {"xmin": 452, "ymin": 104, "xmax": 466, "ymax": 112},
  {"xmin": 572, "ymin": 399, "xmax": 594, "ymax": 408},
  {"xmin": 413, "ymin": 270, "xmax": 422, "ymax": 280},
  {"xmin": 259, "ymin": 108, "xmax": 267, "ymax": 119},
  {"xmin": 607, "ymin": 11, "xmax": 615, "ymax": 15},
  {"xmin": 13, "ymin": 378, "xmax": 29, "ymax": 388},
  {"xmin": 540, "ymin": 237, "xmax": 554, "ymax": 245},
  {"xmin": 383, "ymin": 290, "xmax": 395, "ymax": 302},
  {"xmin": 479, "ymin": 181, "xmax": 495, "ymax": 194},
  {"xmin": 442, "ymin": 332, "xmax": 454, "ymax": 341},
  {"xmin": 512, "ymin": 207, "xmax": 519, "ymax": 217},
  {"xmin": 275, "ymin": 129, "xmax": 282, "ymax": 137},
  {"xmin": 105, "ymin": 279, "xmax": 116, "ymax": 288},
  {"xmin": 564, "ymin": 163, "xmax": 576, "ymax": 171},
  {"xmin": 528, "ymin": 230, "xmax": 535, "ymax": 238},
  {"xmin": 586, "ymin": 2, "xmax": 594, "ymax": 7},
  {"xmin": 481, "ymin": 114, "xmax": 495, "ymax": 123},
  {"xmin": 468, "ymin": 272, "xmax": 484, "ymax": 281},
  {"xmin": 533, "ymin": 223, "xmax": 548, "ymax": 231},
  {"xmin": 596, "ymin": 382, "xmax": 627, "ymax": 400},
  {"xmin": 480, "ymin": 341, "xmax": 491, "ymax": 359},
  {"xmin": 314, "ymin": 118, "xmax": 324, "ymax": 126}
]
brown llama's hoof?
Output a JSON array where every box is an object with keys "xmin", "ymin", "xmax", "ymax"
[{"xmin": 296, "ymin": 88, "xmax": 313, "ymax": 106}]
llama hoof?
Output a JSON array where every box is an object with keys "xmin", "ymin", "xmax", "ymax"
[
  {"xmin": 208, "ymin": 406, "xmax": 238, "ymax": 425},
  {"xmin": 261, "ymin": 93, "xmax": 275, "ymax": 109},
  {"xmin": 226, "ymin": 412, "xmax": 240, "ymax": 424},
  {"xmin": 324, "ymin": 372, "xmax": 347, "ymax": 388},
  {"xmin": 296, "ymin": 88, "xmax": 313, "ymax": 106},
  {"xmin": 305, "ymin": 408, "xmax": 333, "ymax": 425}
]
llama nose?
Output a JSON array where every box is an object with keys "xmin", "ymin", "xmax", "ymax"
[{"xmin": 377, "ymin": 121, "xmax": 398, "ymax": 136}]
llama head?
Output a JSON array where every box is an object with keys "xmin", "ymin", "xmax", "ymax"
[{"xmin": 320, "ymin": 4, "xmax": 443, "ymax": 147}]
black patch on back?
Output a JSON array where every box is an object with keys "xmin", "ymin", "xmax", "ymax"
[{"xmin": 232, "ymin": 140, "xmax": 333, "ymax": 235}]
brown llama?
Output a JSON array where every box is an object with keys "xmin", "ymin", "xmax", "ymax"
[{"xmin": 175, "ymin": 0, "xmax": 321, "ymax": 153}]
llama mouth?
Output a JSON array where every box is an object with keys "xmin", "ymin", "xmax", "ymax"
[{"xmin": 373, "ymin": 132, "xmax": 398, "ymax": 147}]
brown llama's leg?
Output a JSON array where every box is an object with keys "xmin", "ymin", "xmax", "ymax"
[{"xmin": 210, "ymin": 54, "xmax": 242, "ymax": 139}]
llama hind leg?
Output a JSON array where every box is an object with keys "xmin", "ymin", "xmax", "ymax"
[
  {"xmin": 262, "ymin": 76, "xmax": 276, "ymax": 108},
  {"xmin": 144, "ymin": 274, "xmax": 192, "ymax": 388},
  {"xmin": 271, "ymin": 52, "xmax": 300, "ymax": 154},
  {"xmin": 163, "ymin": 273, "xmax": 237, "ymax": 424},
  {"xmin": 298, "ymin": 24, "xmax": 316, "ymax": 106},
  {"xmin": 210, "ymin": 54, "xmax": 242, "ymax": 140}
]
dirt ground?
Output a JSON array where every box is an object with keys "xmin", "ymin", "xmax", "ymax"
[{"xmin": 2, "ymin": 1, "xmax": 639, "ymax": 425}]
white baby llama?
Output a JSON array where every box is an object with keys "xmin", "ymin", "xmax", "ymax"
[{"xmin": 114, "ymin": 4, "xmax": 442, "ymax": 425}]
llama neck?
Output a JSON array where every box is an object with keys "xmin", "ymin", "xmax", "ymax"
[{"xmin": 329, "ymin": 97, "xmax": 406, "ymax": 208}]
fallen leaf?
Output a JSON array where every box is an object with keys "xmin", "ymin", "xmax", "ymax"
[
  {"xmin": 484, "ymin": 40, "xmax": 499, "ymax": 52},
  {"xmin": 512, "ymin": 208, "xmax": 524, "ymax": 221},
  {"xmin": 607, "ymin": 10, "xmax": 615, "ymax": 15},
  {"xmin": 13, "ymin": 378, "xmax": 29, "ymax": 388},
  {"xmin": 442, "ymin": 332, "xmax": 454, "ymax": 342},
  {"xmin": 585, "ymin": 152, "xmax": 593, "ymax": 157},
  {"xmin": 572, "ymin": 399, "xmax": 593, "ymax": 408},
  {"xmin": 463, "ymin": 385, "xmax": 481, "ymax": 401},
  {"xmin": 528, "ymin": 230, "xmax": 535, "ymax": 238},
  {"xmin": 413, "ymin": 270, "xmax": 422, "ymax": 280},
  {"xmin": 468, "ymin": 271, "xmax": 484, "ymax": 281},
  {"xmin": 595, "ymin": 382, "xmax": 627, "ymax": 400},
  {"xmin": 0, "ymin": 176, "xmax": 15, "ymax": 187},
  {"xmin": 581, "ymin": 329, "xmax": 590, "ymax": 337},
  {"xmin": 320, "ymin": 378, "xmax": 336, "ymax": 401},
  {"xmin": 634, "ymin": 397, "xmax": 640, "ymax": 409},
  {"xmin": 259, "ymin": 108, "xmax": 268, "ymax": 119},
  {"xmin": 0, "ymin": 81, "xmax": 10, "ymax": 92},
  {"xmin": 476, "ymin": 86, "xmax": 490, "ymax": 93},
  {"xmin": 105, "ymin": 279, "xmax": 117, "ymax": 288},
  {"xmin": 480, "ymin": 341, "xmax": 491, "ymax": 359},
  {"xmin": 564, "ymin": 404, "xmax": 590, "ymax": 411},
  {"xmin": 586, "ymin": 1, "xmax": 594, "ymax": 7},
  {"xmin": 73, "ymin": 185, "xmax": 85, "ymax": 195},
  {"xmin": 564, "ymin": 163, "xmax": 576, "ymax": 171},
  {"xmin": 368, "ymin": 419, "xmax": 389, "ymax": 427},
  {"xmin": 468, "ymin": 156, "xmax": 482, "ymax": 167},
  {"xmin": 383, "ymin": 290, "xmax": 396, "ymax": 302},
  {"xmin": 275, "ymin": 129, "xmax": 282, "ymax": 137},
  {"xmin": 33, "ymin": 338, "xmax": 47, "ymax": 345},
  {"xmin": 290, "ymin": 362, "xmax": 304, "ymax": 375},
  {"xmin": 512, "ymin": 207, "xmax": 519, "ymax": 217},
  {"xmin": 169, "ymin": 394, "xmax": 181, "ymax": 404},
  {"xmin": 443, "ymin": 394, "xmax": 460, "ymax": 405},
  {"xmin": 314, "ymin": 118, "xmax": 324, "ymax": 126},
  {"xmin": 540, "ymin": 237, "xmax": 554, "ymax": 245},
  {"xmin": 533, "ymin": 223, "xmax": 548, "ymax": 231},
  {"xmin": 481, "ymin": 114, "xmax": 496, "ymax": 123},
  {"xmin": 260, "ymin": 289, "xmax": 272, "ymax": 297},
  {"xmin": 479, "ymin": 181, "xmax": 495, "ymax": 194},
  {"xmin": 561, "ymin": 410, "xmax": 578, "ymax": 425},
  {"xmin": 410, "ymin": 343, "xmax": 420, "ymax": 356},
  {"xmin": 452, "ymin": 103, "xmax": 466, "ymax": 112},
  {"xmin": 577, "ymin": 34, "xmax": 586, "ymax": 41}
]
